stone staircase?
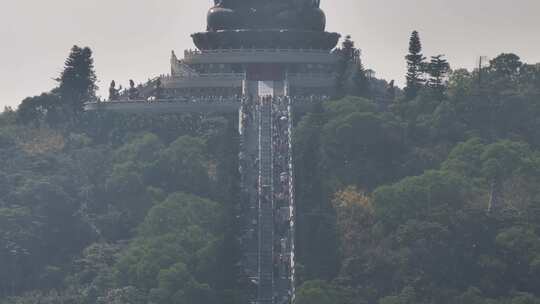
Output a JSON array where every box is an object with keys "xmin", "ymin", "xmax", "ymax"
[{"xmin": 258, "ymin": 99, "xmax": 275, "ymax": 303}]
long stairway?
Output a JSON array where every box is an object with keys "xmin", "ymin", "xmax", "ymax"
[
  {"xmin": 258, "ymin": 97, "xmax": 275, "ymax": 303},
  {"xmin": 240, "ymin": 81, "xmax": 296, "ymax": 304},
  {"xmin": 239, "ymin": 97, "xmax": 260, "ymax": 289},
  {"xmin": 272, "ymin": 97, "xmax": 295, "ymax": 304}
]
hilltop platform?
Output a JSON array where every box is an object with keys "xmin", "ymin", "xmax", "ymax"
[{"xmin": 85, "ymin": 99, "xmax": 322, "ymax": 115}]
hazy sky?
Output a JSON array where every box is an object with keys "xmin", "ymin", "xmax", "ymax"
[{"xmin": 1, "ymin": 0, "xmax": 539, "ymax": 108}]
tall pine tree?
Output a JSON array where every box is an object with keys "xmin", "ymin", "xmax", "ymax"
[
  {"xmin": 334, "ymin": 35, "xmax": 355, "ymax": 97},
  {"xmin": 427, "ymin": 54, "xmax": 450, "ymax": 100},
  {"xmin": 352, "ymin": 59, "xmax": 370, "ymax": 97},
  {"xmin": 57, "ymin": 45, "xmax": 97, "ymax": 118},
  {"xmin": 404, "ymin": 31, "xmax": 425, "ymax": 101},
  {"xmin": 335, "ymin": 35, "xmax": 369, "ymax": 98}
]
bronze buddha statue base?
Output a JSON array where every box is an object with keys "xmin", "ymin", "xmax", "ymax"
[{"xmin": 193, "ymin": 0, "xmax": 340, "ymax": 50}]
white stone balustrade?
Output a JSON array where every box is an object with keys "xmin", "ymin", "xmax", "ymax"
[{"xmin": 182, "ymin": 48, "xmax": 339, "ymax": 64}]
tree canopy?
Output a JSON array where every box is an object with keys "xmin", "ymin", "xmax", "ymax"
[{"xmin": 2, "ymin": 35, "xmax": 540, "ymax": 304}]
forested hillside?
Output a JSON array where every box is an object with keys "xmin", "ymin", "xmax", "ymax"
[
  {"xmin": 1, "ymin": 33, "xmax": 540, "ymax": 304},
  {"xmin": 293, "ymin": 34, "xmax": 540, "ymax": 304},
  {"xmin": 0, "ymin": 107, "xmax": 243, "ymax": 303}
]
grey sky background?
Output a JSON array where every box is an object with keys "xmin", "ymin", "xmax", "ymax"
[{"xmin": 1, "ymin": 0, "xmax": 539, "ymax": 108}]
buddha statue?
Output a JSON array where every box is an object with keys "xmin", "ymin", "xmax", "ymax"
[
  {"xmin": 193, "ymin": 0, "xmax": 339, "ymax": 50},
  {"xmin": 207, "ymin": 0, "xmax": 326, "ymax": 32}
]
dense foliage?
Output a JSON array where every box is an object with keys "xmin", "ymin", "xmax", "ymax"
[
  {"xmin": 0, "ymin": 46, "xmax": 242, "ymax": 302},
  {"xmin": 1, "ymin": 34, "xmax": 540, "ymax": 304},
  {"xmin": 0, "ymin": 107, "xmax": 243, "ymax": 303},
  {"xmin": 293, "ymin": 41, "xmax": 540, "ymax": 303}
]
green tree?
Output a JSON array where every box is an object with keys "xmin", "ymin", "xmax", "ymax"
[
  {"xmin": 320, "ymin": 101, "xmax": 405, "ymax": 189},
  {"xmin": 352, "ymin": 60, "xmax": 370, "ymax": 98},
  {"xmin": 57, "ymin": 45, "xmax": 97, "ymax": 118},
  {"xmin": 156, "ymin": 135, "xmax": 211, "ymax": 196},
  {"xmin": 427, "ymin": 55, "xmax": 451, "ymax": 100},
  {"xmin": 379, "ymin": 286, "xmax": 417, "ymax": 304},
  {"xmin": 153, "ymin": 78, "xmax": 163, "ymax": 100},
  {"xmin": 98, "ymin": 287, "xmax": 147, "ymax": 304},
  {"xmin": 17, "ymin": 93, "xmax": 62, "ymax": 125},
  {"xmin": 114, "ymin": 192, "xmax": 224, "ymax": 303},
  {"xmin": 296, "ymin": 280, "xmax": 355, "ymax": 304},
  {"xmin": 335, "ymin": 35, "xmax": 369, "ymax": 98},
  {"xmin": 404, "ymin": 31, "xmax": 426, "ymax": 101},
  {"xmin": 489, "ymin": 53, "xmax": 523, "ymax": 80}
]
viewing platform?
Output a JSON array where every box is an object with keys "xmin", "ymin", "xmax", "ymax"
[
  {"xmin": 159, "ymin": 73, "xmax": 335, "ymax": 90},
  {"xmin": 161, "ymin": 73, "xmax": 245, "ymax": 88},
  {"xmin": 288, "ymin": 73, "xmax": 336, "ymax": 88},
  {"xmin": 85, "ymin": 97, "xmax": 326, "ymax": 115},
  {"xmin": 182, "ymin": 48, "xmax": 340, "ymax": 64},
  {"xmin": 84, "ymin": 100, "xmax": 242, "ymax": 114}
]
